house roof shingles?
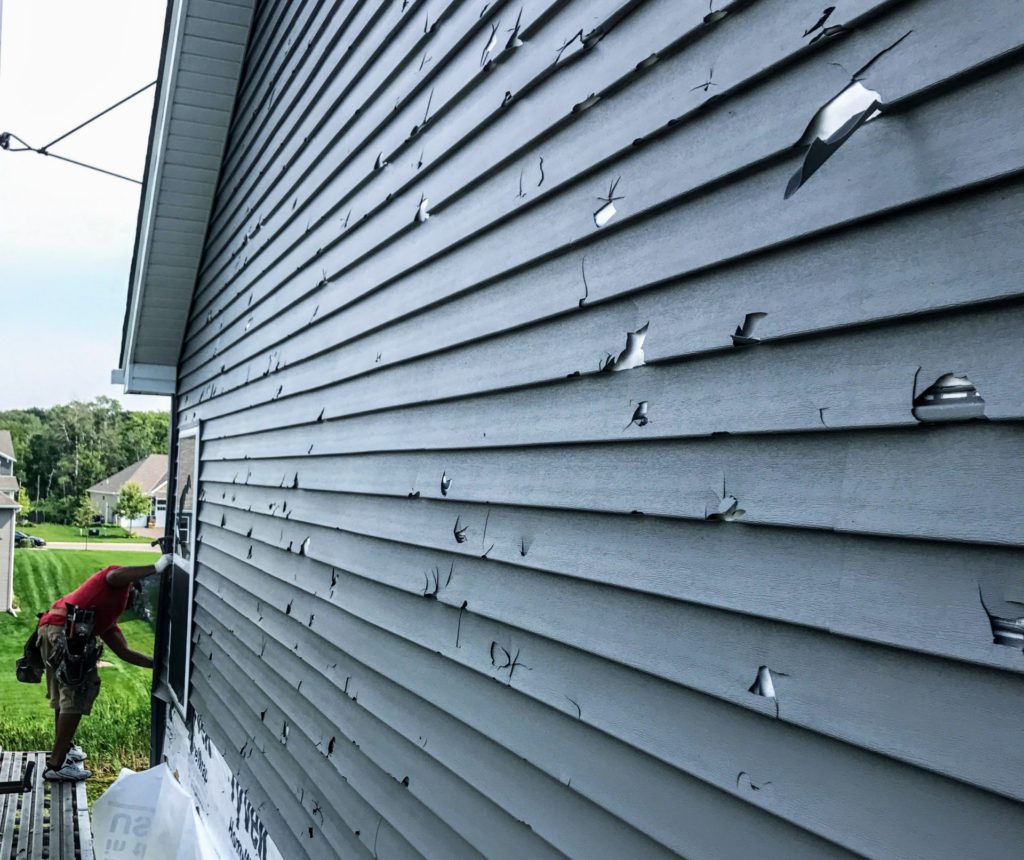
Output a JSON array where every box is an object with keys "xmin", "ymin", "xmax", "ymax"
[
  {"xmin": 88, "ymin": 454, "xmax": 168, "ymax": 498},
  {"xmin": 0, "ymin": 492, "xmax": 20, "ymax": 509},
  {"xmin": 0, "ymin": 476, "xmax": 19, "ymax": 494}
]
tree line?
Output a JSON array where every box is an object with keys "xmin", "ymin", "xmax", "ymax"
[{"xmin": 0, "ymin": 397, "xmax": 169, "ymax": 523}]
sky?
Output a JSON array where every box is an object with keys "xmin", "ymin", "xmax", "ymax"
[{"xmin": 0, "ymin": 0, "xmax": 170, "ymax": 411}]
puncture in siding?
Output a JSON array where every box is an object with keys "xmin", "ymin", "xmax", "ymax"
[
  {"xmin": 912, "ymin": 372, "xmax": 985, "ymax": 422},
  {"xmin": 706, "ymin": 478, "xmax": 744, "ymax": 521},
  {"xmin": 480, "ymin": 20, "xmax": 500, "ymax": 66},
  {"xmin": 408, "ymin": 490, "xmax": 421, "ymax": 498},
  {"xmin": 516, "ymin": 168, "xmax": 527, "ymax": 199},
  {"xmin": 423, "ymin": 566, "xmax": 441, "ymax": 598},
  {"xmin": 506, "ymin": 8, "xmax": 524, "ymax": 48},
  {"xmin": 625, "ymin": 401, "xmax": 649, "ymax": 430},
  {"xmin": 594, "ymin": 176, "xmax": 623, "ymax": 227},
  {"xmin": 704, "ymin": 1, "xmax": 728, "ymax": 24},
  {"xmin": 556, "ymin": 29, "xmax": 584, "ymax": 63},
  {"xmin": 374, "ymin": 152, "xmax": 388, "ymax": 170},
  {"xmin": 736, "ymin": 772, "xmax": 773, "ymax": 793},
  {"xmin": 732, "ymin": 312, "xmax": 767, "ymax": 345},
  {"xmin": 578, "ymin": 257, "xmax": 589, "ymax": 306},
  {"xmin": 481, "ymin": 508, "xmax": 494, "ymax": 558},
  {"xmin": 978, "ymin": 587, "xmax": 1024, "ymax": 651},
  {"xmin": 803, "ymin": 6, "xmax": 843, "ymax": 43},
  {"xmin": 280, "ymin": 723, "xmax": 288, "ymax": 745},
  {"xmin": 565, "ymin": 696, "xmax": 581, "ymax": 718},
  {"xmin": 691, "ymin": 67, "xmax": 717, "ymax": 93},
  {"xmin": 441, "ymin": 471, "xmax": 452, "ymax": 496},
  {"xmin": 786, "ymin": 31, "xmax": 911, "ymax": 198},
  {"xmin": 748, "ymin": 666, "xmax": 782, "ymax": 717},
  {"xmin": 491, "ymin": 643, "xmax": 530, "ymax": 684},
  {"xmin": 456, "ymin": 600, "xmax": 468, "ymax": 647},
  {"xmin": 285, "ymin": 600, "xmax": 293, "ymax": 616},
  {"xmin": 601, "ymin": 322, "xmax": 648, "ymax": 371},
  {"xmin": 415, "ymin": 194, "xmax": 430, "ymax": 223}
]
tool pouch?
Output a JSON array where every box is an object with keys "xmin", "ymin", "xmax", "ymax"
[
  {"xmin": 15, "ymin": 623, "xmax": 44, "ymax": 684},
  {"xmin": 55, "ymin": 604, "xmax": 103, "ymax": 689}
]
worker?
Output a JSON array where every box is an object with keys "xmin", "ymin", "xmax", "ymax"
[{"xmin": 37, "ymin": 554, "xmax": 172, "ymax": 781}]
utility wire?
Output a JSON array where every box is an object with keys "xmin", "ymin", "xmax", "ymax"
[{"xmin": 0, "ymin": 80, "xmax": 156, "ymax": 184}]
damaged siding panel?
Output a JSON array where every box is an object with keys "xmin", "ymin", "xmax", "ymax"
[
  {"xmin": 195, "ymin": 496, "xmax": 1024, "ymax": 675},
  {"xmin": 193, "ymin": 560, "xmax": 862, "ymax": 860},
  {"xmin": 175, "ymin": 0, "xmax": 1024, "ymax": 856},
  {"xmin": 195, "ymin": 519, "xmax": 1024, "ymax": 810},
  {"xmin": 179, "ymin": 0, "xmax": 1024, "ymax": 372}
]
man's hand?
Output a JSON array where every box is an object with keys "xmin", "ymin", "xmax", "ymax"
[
  {"xmin": 101, "ymin": 627, "xmax": 154, "ymax": 670},
  {"xmin": 154, "ymin": 554, "xmax": 173, "ymax": 574},
  {"xmin": 106, "ymin": 555, "xmax": 171, "ymax": 588}
]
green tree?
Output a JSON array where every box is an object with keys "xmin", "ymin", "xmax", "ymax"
[
  {"xmin": 114, "ymin": 482, "xmax": 151, "ymax": 534},
  {"xmin": 16, "ymin": 487, "xmax": 31, "ymax": 524},
  {"xmin": 73, "ymin": 495, "xmax": 99, "ymax": 546}
]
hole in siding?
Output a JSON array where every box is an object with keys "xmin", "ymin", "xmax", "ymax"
[
  {"xmin": 516, "ymin": 168, "xmax": 527, "ymax": 199},
  {"xmin": 244, "ymin": 317, "xmax": 253, "ymax": 331},
  {"xmin": 408, "ymin": 490, "xmax": 420, "ymax": 499},
  {"xmin": 573, "ymin": 93, "xmax": 601, "ymax": 113},
  {"xmin": 601, "ymin": 322, "xmax": 648, "ymax": 372},
  {"xmin": 536, "ymin": 156, "xmax": 545, "ymax": 186},
  {"xmin": 401, "ymin": 776, "xmax": 410, "ymax": 787},
  {"xmin": 327, "ymin": 737, "xmax": 336, "ymax": 756},
  {"xmin": 317, "ymin": 408, "xmax": 325, "ymax": 422},
  {"xmin": 593, "ymin": 177, "xmax": 623, "ymax": 228},
  {"xmin": 912, "ymin": 373, "xmax": 986, "ymax": 422},
  {"xmin": 415, "ymin": 194, "xmax": 430, "ymax": 223},
  {"xmin": 441, "ymin": 471, "xmax": 452, "ymax": 496},
  {"xmin": 423, "ymin": 566, "xmax": 441, "ymax": 599},
  {"xmin": 786, "ymin": 80, "xmax": 882, "ymax": 198},
  {"xmin": 636, "ymin": 52, "xmax": 660, "ymax": 71},
  {"xmin": 625, "ymin": 401, "xmax": 649, "ymax": 430},
  {"xmin": 555, "ymin": 29, "xmax": 584, "ymax": 63},
  {"xmin": 506, "ymin": 8, "xmax": 523, "ymax": 49},
  {"xmin": 520, "ymin": 536, "xmax": 531, "ymax": 557},
  {"xmin": 690, "ymin": 67, "xmax": 718, "ymax": 93},
  {"xmin": 803, "ymin": 6, "xmax": 844, "ymax": 42},
  {"xmin": 246, "ymin": 546, "xmax": 253, "ymax": 560},
  {"xmin": 285, "ymin": 600, "xmax": 293, "ymax": 616},
  {"xmin": 292, "ymin": 474, "xmax": 300, "ymax": 489},
  {"xmin": 260, "ymin": 708, "xmax": 267, "ymax": 722},
  {"xmin": 456, "ymin": 600, "xmax": 468, "ymax": 647},
  {"xmin": 453, "ymin": 516, "xmax": 468, "ymax": 544},
  {"xmin": 748, "ymin": 666, "xmax": 776, "ymax": 698},
  {"xmin": 737, "ymin": 772, "xmax": 773, "ymax": 793},
  {"xmin": 374, "ymin": 152, "xmax": 388, "ymax": 170},
  {"xmin": 300, "ymin": 537, "xmax": 310, "ymax": 556},
  {"xmin": 280, "ymin": 723, "xmax": 289, "ymax": 745},
  {"xmin": 565, "ymin": 696, "xmax": 581, "ymax": 718},
  {"xmin": 706, "ymin": 479, "xmax": 744, "ymax": 521},
  {"xmin": 308, "ymin": 614, "xmax": 315, "ymax": 627},
  {"xmin": 578, "ymin": 257, "xmax": 589, "ymax": 307},
  {"xmin": 704, "ymin": 2, "xmax": 728, "ymax": 24},
  {"xmin": 979, "ymin": 588, "xmax": 1024, "ymax": 651},
  {"xmin": 732, "ymin": 312, "xmax": 767, "ymax": 345},
  {"xmin": 480, "ymin": 21, "xmax": 499, "ymax": 66}
]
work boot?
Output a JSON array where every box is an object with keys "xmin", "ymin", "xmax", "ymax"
[
  {"xmin": 44, "ymin": 760, "xmax": 92, "ymax": 781},
  {"xmin": 66, "ymin": 744, "xmax": 87, "ymax": 763}
]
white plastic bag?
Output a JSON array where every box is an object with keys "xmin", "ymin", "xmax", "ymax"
[{"xmin": 92, "ymin": 763, "xmax": 219, "ymax": 859}]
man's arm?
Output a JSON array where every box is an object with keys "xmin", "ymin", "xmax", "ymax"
[
  {"xmin": 105, "ymin": 554, "xmax": 172, "ymax": 588},
  {"xmin": 101, "ymin": 627, "xmax": 154, "ymax": 669}
]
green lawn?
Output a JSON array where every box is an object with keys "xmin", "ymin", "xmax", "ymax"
[
  {"xmin": 0, "ymin": 550, "xmax": 158, "ymax": 802},
  {"xmin": 20, "ymin": 523, "xmax": 154, "ymax": 543}
]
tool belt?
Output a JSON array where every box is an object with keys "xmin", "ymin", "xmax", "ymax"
[
  {"xmin": 49, "ymin": 604, "xmax": 104, "ymax": 689},
  {"xmin": 15, "ymin": 615, "xmax": 44, "ymax": 684}
]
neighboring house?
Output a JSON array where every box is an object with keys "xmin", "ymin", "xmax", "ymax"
[
  {"xmin": 0, "ymin": 492, "xmax": 20, "ymax": 614},
  {"xmin": 87, "ymin": 454, "xmax": 168, "ymax": 527},
  {"xmin": 0, "ymin": 431, "xmax": 21, "ymax": 613},
  {"xmin": 115, "ymin": 2, "xmax": 1024, "ymax": 858}
]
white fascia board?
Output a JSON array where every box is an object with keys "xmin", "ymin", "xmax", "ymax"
[
  {"xmin": 120, "ymin": 0, "xmax": 189, "ymax": 391},
  {"xmin": 124, "ymin": 362, "xmax": 178, "ymax": 396}
]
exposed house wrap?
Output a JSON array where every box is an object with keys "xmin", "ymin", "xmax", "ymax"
[{"xmin": 118, "ymin": 0, "xmax": 1024, "ymax": 857}]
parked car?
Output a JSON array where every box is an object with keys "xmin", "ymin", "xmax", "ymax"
[{"xmin": 14, "ymin": 531, "xmax": 46, "ymax": 547}]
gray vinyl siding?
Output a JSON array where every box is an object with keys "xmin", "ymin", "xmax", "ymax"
[{"xmin": 172, "ymin": 0, "xmax": 1024, "ymax": 856}]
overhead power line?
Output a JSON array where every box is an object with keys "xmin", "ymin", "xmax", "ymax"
[{"xmin": 0, "ymin": 80, "xmax": 156, "ymax": 184}]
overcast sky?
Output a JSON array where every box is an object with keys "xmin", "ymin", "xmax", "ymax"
[{"xmin": 0, "ymin": 0, "xmax": 169, "ymax": 411}]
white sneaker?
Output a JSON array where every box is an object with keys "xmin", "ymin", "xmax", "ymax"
[
  {"xmin": 44, "ymin": 761, "xmax": 92, "ymax": 781},
  {"xmin": 66, "ymin": 744, "xmax": 87, "ymax": 763}
]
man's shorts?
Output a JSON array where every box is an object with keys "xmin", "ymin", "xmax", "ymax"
[{"xmin": 36, "ymin": 624, "xmax": 101, "ymax": 715}]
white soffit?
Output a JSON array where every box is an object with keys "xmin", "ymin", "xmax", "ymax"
[{"xmin": 117, "ymin": 0, "xmax": 256, "ymax": 395}]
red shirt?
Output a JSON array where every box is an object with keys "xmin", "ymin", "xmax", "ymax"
[{"xmin": 39, "ymin": 566, "xmax": 129, "ymax": 640}]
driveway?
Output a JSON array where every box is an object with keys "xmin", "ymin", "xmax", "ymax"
[{"xmin": 36, "ymin": 542, "xmax": 159, "ymax": 552}]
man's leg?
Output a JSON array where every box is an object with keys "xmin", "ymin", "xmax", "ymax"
[{"xmin": 48, "ymin": 712, "xmax": 83, "ymax": 771}]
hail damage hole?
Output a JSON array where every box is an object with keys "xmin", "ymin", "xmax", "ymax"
[
  {"xmin": 423, "ymin": 566, "xmax": 441, "ymax": 598},
  {"xmin": 327, "ymin": 737, "xmax": 336, "ymax": 756},
  {"xmin": 565, "ymin": 696, "xmax": 581, "ymax": 718},
  {"xmin": 308, "ymin": 613, "xmax": 315, "ymax": 627},
  {"xmin": 285, "ymin": 600, "xmax": 293, "ymax": 616},
  {"xmin": 601, "ymin": 322, "xmax": 649, "ymax": 372},
  {"xmin": 736, "ymin": 772, "xmax": 773, "ymax": 793},
  {"xmin": 912, "ymin": 373, "xmax": 985, "ymax": 422},
  {"xmin": 516, "ymin": 169, "xmax": 527, "ymax": 199},
  {"xmin": 556, "ymin": 29, "xmax": 584, "ymax": 63},
  {"xmin": 441, "ymin": 471, "xmax": 452, "ymax": 496},
  {"xmin": 704, "ymin": 1, "xmax": 728, "ymax": 24},
  {"xmin": 506, "ymin": 8, "xmax": 523, "ymax": 48},
  {"xmin": 691, "ymin": 67, "xmax": 717, "ymax": 93},
  {"xmin": 625, "ymin": 401, "xmax": 649, "ymax": 430},
  {"xmin": 786, "ymin": 81, "xmax": 881, "ymax": 198},
  {"xmin": 374, "ymin": 152, "xmax": 388, "ymax": 170},
  {"xmin": 706, "ymin": 479, "xmax": 744, "ymax": 521},
  {"xmin": 456, "ymin": 600, "xmax": 468, "ymax": 647},
  {"xmin": 979, "ymin": 588, "xmax": 1024, "ymax": 652},
  {"xmin": 573, "ymin": 93, "xmax": 601, "ymax": 113},
  {"xmin": 300, "ymin": 537, "xmax": 310, "ymax": 556},
  {"xmin": 246, "ymin": 545, "xmax": 253, "ymax": 559},
  {"xmin": 578, "ymin": 257, "xmax": 589, "ymax": 307},
  {"xmin": 280, "ymin": 723, "xmax": 289, "ymax": 745},
  {"xmin": 408, "ymin": 490, "xmax": 420, "ymax": 499},
  {"xmin": 480, "ymin": 21, "xmax": 500, "ymax": 66},
  {"xmin": 453, "ymin": 516, "xmax": 468, "ymax": 543},
  {"xmin": 732, "ymin": 312, "xmax": 767, "ymax": 345},
  {"xmin": 803, "ymin": 7, "xmax": 836, "ymax": 39},
  {"xmin": 415, "ymin": 194, "xmax": 430, "ymax": 223},
  {"xmin": 594, "ymin": 176, "xmax": 623, "ymax": 228}
]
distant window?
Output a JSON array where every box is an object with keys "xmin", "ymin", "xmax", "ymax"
[{"xmin": 156, "ymin": 499, "xmax": 167, "ymax": 512}]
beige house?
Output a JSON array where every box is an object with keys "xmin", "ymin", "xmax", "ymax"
[
  {"xmin": 0, "ymin": 431, "xmax": 20, "ymax": 613},
  {"xmin": 87, "ymin": 453, "xmax": 168, "ymax": 528}
]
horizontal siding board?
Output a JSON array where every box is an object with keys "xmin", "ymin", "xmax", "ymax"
[
  {"xmin": 195, "ymin": 557, "xmax": 860, "ymax": 860},
  {"xmin": 198, "ymin": 422, "xmax": 1024, "ymax": 546},
  {"xmin": 196, "ymin": 520, "xmax": 1024, "ymax": 807},
  {"xmin": 179, "ymin": 42, "xmax": 1024, "ymax": 386},
  {"xmin": 193, "ymin": 301, "xmax": 1024, "ymax": 451},
  {"xmin": 184, "ymin": 0, "xmax": 1020, "ymax": 362},
  {"xmin": 188, "ymin": 0, "xmax": 255, "ymax": 27},
  {"xmin": 194, "ymin": 493, "xmax": 1024, "ymax": 673}
]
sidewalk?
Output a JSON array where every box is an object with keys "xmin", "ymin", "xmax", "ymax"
[{"xmin": 41, "ymin": 542, "xmax": 159, "ymax": 552}]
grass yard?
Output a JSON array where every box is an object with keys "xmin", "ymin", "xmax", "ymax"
[
  {"xmin": 20, "ymin": 523, "xmax": 153, "ymax": 543},
  {"xmin": 0, "ymin": 549, "xmax": 159, "ymax": 804}
]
